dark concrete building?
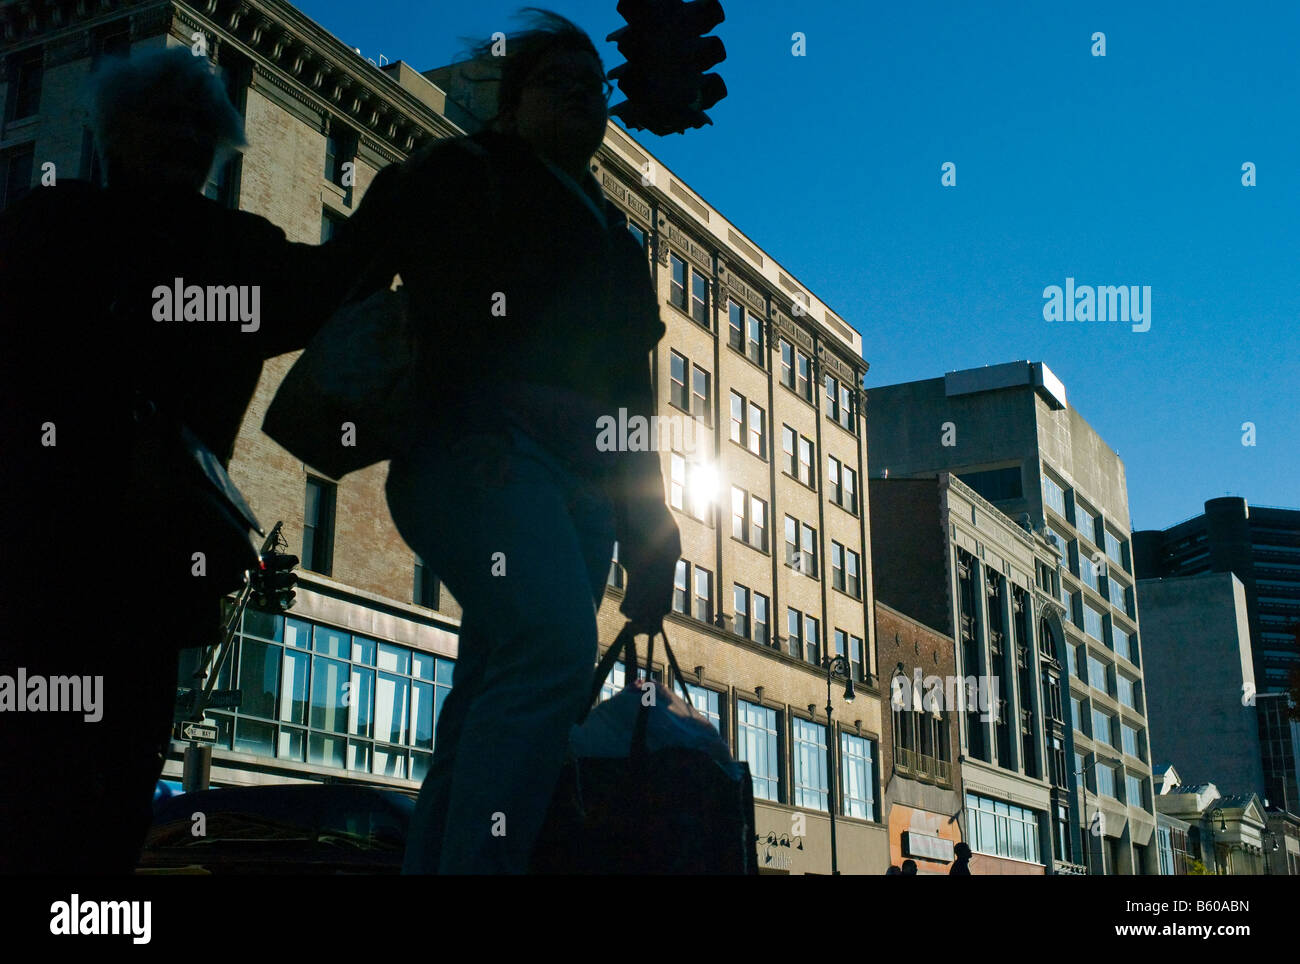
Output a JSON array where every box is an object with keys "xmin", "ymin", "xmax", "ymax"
[
  {"xmin": 1136, "ymin": 572, "xmax": 1265, "ymax": 798},
  {"xmin": 1134, "ymin": 498, "xmax": 1300, "ymax": 819},
  {"xmin": 1133, "ymin": 498, "xmax": 1300, "ymax": 694}
]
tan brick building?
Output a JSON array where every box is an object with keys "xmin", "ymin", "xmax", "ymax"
[{"xmin": 2, "ymin": 0, "xmax": 887, "ymax": 872}]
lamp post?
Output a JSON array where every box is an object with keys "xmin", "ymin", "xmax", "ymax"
[
  {"xmin": 1074, "ymin": 750, "xmax": 1102, "ymax": 875},
  {"xmin": 822, "ymin": 653, "xmax": 855, "ymax": 875}
]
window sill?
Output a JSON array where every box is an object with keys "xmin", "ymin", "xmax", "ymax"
[
  {"xmin": 830, "ymin": 585, "xmax": 864, "ymax": 603},
  {"xmin": 825, "ymin": 416, "xmax": 858, "ymax": 440},
  {"xmin": 783, "ymin": 561, "xmax": 819, "ymax": 581},
  {"xmin": 725, "ymin": 341, "xmax": 768, "ymax": 375},
  {"xmin": 730, "ymin": 534, "xmax": 771, "ymax": 557},
  {"xmin": 780, "ymin": 468, "xmax": 817, "ymax": 494},
  {"xmin": 727, "ymin": 437, "xmax": 769, "ymax": 465},
  {"xmin": 778, "ymin": 380, "xmax": 816, "ymax": 409},
  {"xmin": 665, "ymin": 300, "xmax": 712, "ymax": 333}
]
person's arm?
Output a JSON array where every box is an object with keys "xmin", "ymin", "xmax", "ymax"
[{"xmin": 609, "ymin": 275, "xmax": 681, "ymax": 635}]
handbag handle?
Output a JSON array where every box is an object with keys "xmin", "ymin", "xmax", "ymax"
[{"xmin": 579, "ymin": 622, "xmax": 691, "ymax": 725}]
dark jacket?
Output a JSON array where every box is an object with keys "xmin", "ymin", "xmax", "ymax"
[
  {"xmin": 340, "ymin": 129, "xmax": 677, "ymax": 582},
  {"xmin": 0, "ymin": 178, "xmax": 359, "ymax": 598}
]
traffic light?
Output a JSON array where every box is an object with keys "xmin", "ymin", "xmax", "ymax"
[
  {"xmin": 606, "ymin": 0, "xmax": 728, "ymax": 136},
  {"xmin": 251, "ymin": 550, "xmax": 298, "ymax": 612}
]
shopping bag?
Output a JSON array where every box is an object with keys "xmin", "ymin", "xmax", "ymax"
[
  {"xmin": 529, "ymin": 624, "xmax": 759, "ymax": 874},
  {"xmin": 262, "ymin": 281, "xmax": 418, "ymax": 479}
]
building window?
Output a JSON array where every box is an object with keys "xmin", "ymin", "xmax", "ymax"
[
  {"xmin": 850, "ymin": 634, "xmax": 865, "ymax": 682},
  {"xmin": 627, "ymin": 221, "xmax": 646, "ymax": 249},
  {"xmin": 303, "ymin": 477, "xmax": 336, "ymax": 575},
  {"xmin": 748, "ymin": 401, "xmax": 766, "ymax": 458},
  {"xmin": 792, "ymin": 718, "xmax": 828, "ymax": 811},
  {"xmin": 1092, "ymin": 707, "xmax": 1113, "ymax": 747},
  {"xmin": 670, "ymin": 254, "xmax": 687, "ymax": 312},
  {"xmin": 1112, "ymin": 624, "xmax": 1133, "ymax": 663},
  {"xmin": 798, "ymin": 435, "xmax": 815, "ymax": 488},
  {"xmin": 1096, "ymin": 763, "xmax": 1117, "ymax": 799},
  {"xmin": 787, "ymin": 607, "xmax": 803, "ymax": 659},
  {"xmin": 753, "ymin": 592, "xmax": 769, "ymax": 645},
  {"xmin": 1079, "ymin": 553, "xmax": 1101, "ymax": 591},
  {"xmin": 727, "ymin": 300, "xmax": 744, "ymax": 352},
  {"xmin": 672, "ymin": 559, "xmax": 689, "ymax": 614},
  {"xmin": 324, "ymin": 130, "xmax": 355, "ymax": 188},
  {"xmin": 846, "ymin": 549, "xmax": 861, "ymax": 598},
  {"xmin": 1043, "ymin": 474, "xmax": 1067, "ymax": 517},
  {"xmin": 7, "ymin": 51, "xmax": 43, "ymax": 121},
  {"xmin": 838, "ymin": 383, "xmax": 854, "ymax": 431},
  {"xmin": 780, "ymin": 339, "xmax": 795, "ymax": 389},
  {"xmin": 730, "ymin": 391, "xmax": 766, "ymax": 457},
  {"xmin": 670, "ymin": 453, "xmax": 686, "ymax": 510},
  {"xmin": 414, "ymin": 558, "xmax": 440, "ymax": 608},
  {"xmin": 746, "ymin": 311, "xmax": 765, "ymax": 367},
  {"xmin": 691, "ymin": 364, "xmax": 711, "ymax": 424},
  {"xmin": 966, "ymin": 792, "xmax": 1041, "ymax": 864},
  {"xmin": 832, "ymin": 542, "xmax": 846, "ymax": 592},
  {"xmin": 829, "ymin": 456, "xmax": 857, "ymax": 511},
  {"xmin": 782, "ymin": 426, "xmax": 797, "ymax": 477},
  {"xmin": 1121, "ymin": 722, "xmax": 1140, "ymax": 758},
  {"xmin": 1084, "ymin": 603, "xmax": 1105, "ymax": 641},
  {"xmin": 690, "ymin": 268, "xmax": 709, "ymax": 326},
  {"xmin": 693, "ymin": 566, "xmax": 713, "ymax": 623},
  {"xmin": 669, "ymin": 350, "xmax": 689, "ymax": 411},
  {"xmin": 321, "ymin": 209, "xmax": 346, "ymax": 243},
  {"xmin": 1046, "ymin": 525, "xmax": 1070, "ymax": 557},
  {"xmin": 607, "ymin": 541, "xmax": 624, "ymax": 590},
  {"xmin": 1117, "ymin": 674, "xmax": 1139, "ymax": 711},
  {"xmin": 1087, "ymin": 653, "xmax": 1109, "ymax": 693},
  {"xmin": 1104, "ymin": 528, "xmax": 1125, "ymax": 568},
  {"xmin": 825, "ymin": 374, "xmax": 840, "ymax": 422},
  {"xmin": 737, "ymin": 700, "xmax": 781, "ymax": 802},
  {"xmin": 842, "ymin": 733, "xmax": 876, "ymax": 819},
  {"xmin": 796, "ymin": 350, "xmax": 812, "ymax": 401},
  {"xmin": 0, "ymin": 144, "xmax": 35, "ymax": 213},
  {"xmin": 801, "ymin": 522, "xmax": 819, "ymax": 577},
  {"xmin": 1075, "ymin": 503, "xmax": 1097, "ymax": 544},
  {"xmin": 804, "ymin": 614, "xmax": 820, "ymax": 665},
  {"xmin": 1108, "ymin": 576, "xmax": 1129, "ymax": 613},
  {"xmin": 674, "ymin": 680, "xmax": 723, "ymax": 734},
  {"xmin": 731, "ymin": 487, "xmax": 768, "ymax": 551},
  {"xmin": 733, "ymin": 583, "xmax": 749, "ymax": 638},
  {"xmin": 213, "ymin": 611, "xmax": 453, "ymax": 782}
]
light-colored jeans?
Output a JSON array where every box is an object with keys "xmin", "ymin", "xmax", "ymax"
[{"xmin": 386, "ymin": 426, "xmax": 615, "ymax": 873}]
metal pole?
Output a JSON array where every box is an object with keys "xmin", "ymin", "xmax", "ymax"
[{"xmin": 826, "ymin": 667, "xmax": 838, "ymax": 876}]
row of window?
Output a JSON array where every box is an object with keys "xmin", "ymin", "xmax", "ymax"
[
  {"xmin": 199, "ymin": 611, "xmax": 453, "ymax": 781},
  {"xmin": 966, "ymin": 792, "xmax": 1042, "ymax": 864},
  {"xmin": 1042, "ymin": 470, "xmax": 1130, "ymax": 573},
  {"xmin": 667, "ymin": 255, "xmax": 859, "ymax": 432},
  {"xmin": 1076, "ymin": 752, "xmax": 1148, "ymax": 807},
  {"xmin": 1060, "ymin": 583, "xmax": 1139, "ymax": 666},
  {"xmin": 1067, "ymin": 643, "xmax": 1144, "ymax": 711}
]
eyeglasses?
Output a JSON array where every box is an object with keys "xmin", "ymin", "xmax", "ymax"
[{"xmin": 527, "ymin": 66, "xmax": 614, "ymax": 104}]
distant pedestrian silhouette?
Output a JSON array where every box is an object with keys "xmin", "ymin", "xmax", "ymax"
[
  {"xmin": 902, "ymin": 858, "xmax": 918, "ymax": 875},
  {"xmin": 950, "ymin": 842, "xmax": 974, "ymax": 875}
]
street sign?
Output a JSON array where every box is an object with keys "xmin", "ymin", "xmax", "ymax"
[
  {"xmin": 205, "ymin": 689, "xmax": 242, "ymax": 710},
  {"xmin": 177, "ymin": 721, "xmax": 219, "ymax": 743}
]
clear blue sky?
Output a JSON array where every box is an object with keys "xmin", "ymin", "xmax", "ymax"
[{"xmin": 294, "ymin": 0, "xmax": 1298, "ymax": 531}]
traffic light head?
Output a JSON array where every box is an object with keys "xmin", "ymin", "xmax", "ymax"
[
  {"xmin": 606, "ymin": 0, "xmax": 728, "ymax": 136},
  {"xmin": 251, "ymin": 551, "xmax": 298, "ymax": 612}
]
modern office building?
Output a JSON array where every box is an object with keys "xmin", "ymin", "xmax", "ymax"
[
  {"xmin": 1134, "ymin": 497, "xmax": 1300, "ymax": 819},
  {"xmin": 1136, "ymin": 572, "xmax": 1265, "ymax": 798},
  {"xmin": 875, "ymin": 600, "xmax": 965, "ymax": 874},
  {"xmin": 871, "ymin": 471, "xmax": 1083, "ymax": 874},
  {"xmin": 1134, "ymin": 498, "xmax": 1300, "ymax": 693},
  {"xmin": 2, "ymin": 0, "xmax": 888, "ymax": 872},
  {"xmin": 865, "ymin": 361, "xmax": 1157, "ymax": 873}
]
